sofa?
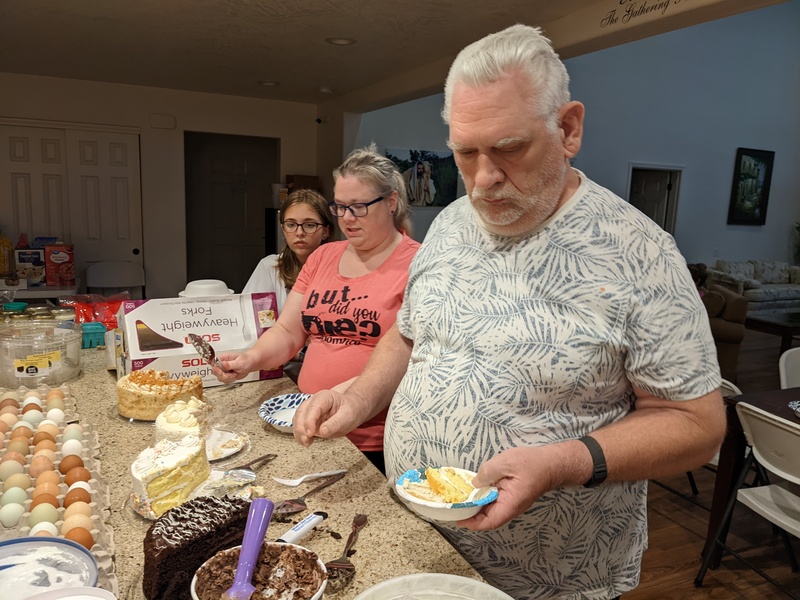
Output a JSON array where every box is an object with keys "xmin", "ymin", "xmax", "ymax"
[
  {"xmin": 705, "ymin": 259, "xmax": 800, "ymax": 312},
  {"xmin": 701, "ymin": 283, "xmax": 749, "ymax": 382}
]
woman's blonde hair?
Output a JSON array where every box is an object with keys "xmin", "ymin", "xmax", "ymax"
[
  {"xmin": 333, "ymin": 143, "xmax": 413, "ymax": 236},
  {"xmin": 277, "ymin": 189, "xmax": 335, "ymax": 289}
]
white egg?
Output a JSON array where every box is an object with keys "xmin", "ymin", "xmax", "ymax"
[
  {"xmin": 38, "ymin": 419, "xmax": 59, "ymax": 428},
  {"xmin": 29, "ymin": 521, "xmax": 59, "ymax": 536},
  {"xmin": 67, "ymin": 481, "xmax": 92, "ymax": 493},
  {"xmin": 60, "ymin": 438, "xmax": 84, "ymax": 457},
  {"xmin": 45, "ymin": 408, "xmax": 65, "ymax": 424},
  {"xmin": 0, "ymin": 502, "xmax": 25, "ymax": 527}
]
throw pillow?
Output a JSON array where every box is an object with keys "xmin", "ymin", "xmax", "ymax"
[
  {"xmin": 750, "ymin": 259, "xmax": 789, "ymax": 284},
  {"xmin": 716, "ymin": 260, "xmax": 754, "ymax": 280}
]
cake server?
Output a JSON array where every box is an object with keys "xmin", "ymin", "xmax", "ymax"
[
  {"xmin": 187, "ymin": 332, "xmax": 234, "ymax": 373},
  {"xmin": 223, "ymin": 497, "xmax": 274, "ymax": 600}
]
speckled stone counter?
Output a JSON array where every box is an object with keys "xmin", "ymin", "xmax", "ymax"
[{"xmin": 68, "ymin": 348, "xmax": 483, "ymax": 599}]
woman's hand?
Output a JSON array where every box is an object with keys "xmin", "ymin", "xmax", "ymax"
[
  {"xmin": 292, "ymin": 389, "xmax": 365, "ymax": 447},
  {"xmin": 213, "ymin": 351, "xmax": 258, "ymax": 384}
]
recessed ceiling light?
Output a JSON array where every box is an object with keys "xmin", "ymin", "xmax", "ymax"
[
  {"xmin": 257, "ymin": 80, "xmax": 279, "ymax": 87},
  {"xmin": 318, "ymin": 86, "xmax": 333, "ymax": 94},
  {"xmin": 325, "ymin": 37, "xmax": 356, "ymax": 46}
]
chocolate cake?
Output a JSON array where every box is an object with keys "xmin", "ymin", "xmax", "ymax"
[
  {"xmin": 194, "ymin": 543, "xmax": 326, "ymax": 600},
  {"xmin": 142, "ymin": 495, "xmax": 249, "ymax": 600}
]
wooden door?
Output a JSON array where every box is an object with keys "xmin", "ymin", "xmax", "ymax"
[
  {"xmin": 185, "ymin": 132, "xmax": 279, "ymax": 293},
  {"xmin": 628, "ymin": 167, "xmax": 681, "ymax": 234}
]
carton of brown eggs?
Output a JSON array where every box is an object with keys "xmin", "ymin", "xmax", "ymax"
[{"xmin": 0, "ymin": 385, "xmax": 117, "ymax": 595}]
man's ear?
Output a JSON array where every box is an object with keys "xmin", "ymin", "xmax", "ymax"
[{"xmin": 558, "ymin": 101, "xmax": 584, "ymax": 159}]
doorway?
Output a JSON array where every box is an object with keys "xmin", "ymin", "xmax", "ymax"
[
  {"xmin": 184, "ymin": 132, "xmax": 280, "ymax": 293},
  {"xmin": 627, "ymin": 164, "xmax": 683, "ymax": 235}
]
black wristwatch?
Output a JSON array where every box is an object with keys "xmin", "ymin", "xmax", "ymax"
[{"xmin": 578, "ymin": 435, "xmax": 608, "ymax": 488}]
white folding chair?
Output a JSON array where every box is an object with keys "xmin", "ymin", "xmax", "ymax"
[
  {"xmin": 695, "ymin": 402, "xmax": 800, "ymax": 598},
  {"xmin": 779, "ymin": 347, "xmax": 800, "ymax": 389},
  {"xmin": 85, "ymin": 260, "xmax": 145, "ymax": 299}
]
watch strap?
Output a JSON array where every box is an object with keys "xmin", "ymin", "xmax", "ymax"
[{"xmin": 578, "ymin": 435, "xmax": 608, "ymax": 488}]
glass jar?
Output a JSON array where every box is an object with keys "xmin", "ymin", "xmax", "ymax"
[
  {"xmin": 51, "ymin": 306, "xmax": 77, "ymax": 322},
  {"xmin": 9, "ymin": 313, "xmax": 30, "ymax": 321},
  {"xmin": 25, "ymin": 305, "xmax": 52, "ymax": 317}
]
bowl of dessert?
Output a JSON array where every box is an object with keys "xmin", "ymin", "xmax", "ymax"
[
  {"xmin": 395, "ymin": 466, "xmax": 498, "ymax": 522},
  {"xmin": 190, "ymin": 541, "xmax": 327, "ymax": 600}
]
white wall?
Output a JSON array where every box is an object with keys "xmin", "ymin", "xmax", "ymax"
[
  {"xmin": 0, "ymin": 73, "xmax": 317, "ymax": 298},
  {"xmin": 566, "ymin": 0, "xmax": 800, "ymax": 265},
  {"xmin": 353, "ymin": 1, "xmax": 800, "ymax": 263}
]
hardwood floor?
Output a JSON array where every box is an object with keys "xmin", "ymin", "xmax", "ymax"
[{"xmin": 626, "ymin": 329, "xmax": 800, "ymax": 599}]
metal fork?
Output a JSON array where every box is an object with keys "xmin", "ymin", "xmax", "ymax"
[{"xmin": 324, "ymin": 513, "xmax": 368, "ymax": 580}]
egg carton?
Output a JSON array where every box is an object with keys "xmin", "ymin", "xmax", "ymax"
[
  {"xmin": 0, "ymin": 383, "xmax": 80, "ymax": 423},
  {"xmin": 0, "ymin": 392, "xmax": 118, "ymax": 596}
]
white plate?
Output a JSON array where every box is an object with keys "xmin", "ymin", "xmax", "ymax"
[
  {"xmin": 395, "ymin": 467, "xmax": 498, "ymax": 522},
  {"xmin": 27, "ymin": 588, "xmax": 116, "ymax": 600},
  {"xmin": 353, "ymin": 573, "xmax": 514, "ymax": 600},
  {"xmin": 205, "ymin": 427, "xmax": 249, "ymax": 461},
  {"xmin": 258, "ymin": 392, "xmax": 309, "ymax": 433}
]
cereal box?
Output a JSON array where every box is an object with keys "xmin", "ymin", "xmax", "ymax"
[{"xmin": 44, "ymin": 244, "xmax": 75, "ymax": 286}]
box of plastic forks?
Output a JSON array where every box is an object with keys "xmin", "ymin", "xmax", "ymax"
[{"xmin": 116, "ymin": 292, "xmax": 281, "ymax": 387}]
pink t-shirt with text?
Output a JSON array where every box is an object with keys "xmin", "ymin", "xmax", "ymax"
[{"xmin": 293, "ymin": 234, "xmax": 420, "ymax": 451}]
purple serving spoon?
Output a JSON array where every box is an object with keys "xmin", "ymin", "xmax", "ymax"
[{"xmin": 222, "ymin": 497, "xmax": 275, "ymax": 600}]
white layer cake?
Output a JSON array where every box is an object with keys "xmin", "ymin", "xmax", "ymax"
[
  {"xmin": 131, "ymin": 434, "xmax": 211, "ymax": 518},
  {"xmin": 155, "ymin": 396, "xmax": 211, "ymax": 442}
]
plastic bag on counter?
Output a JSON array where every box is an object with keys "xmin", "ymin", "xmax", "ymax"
[{"xmin": 58, "ymin": 292, "xmax": 130, "ymax": 329}]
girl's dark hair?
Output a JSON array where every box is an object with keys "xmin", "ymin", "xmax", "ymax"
[{"xmin": 277, "ymin": 189, "xmax": 335, "ymax": 289}]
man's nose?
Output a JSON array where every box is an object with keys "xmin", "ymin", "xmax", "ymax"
[{"xmin": 474, "ymin": 154, "xmax": 504, "ymax": 189}]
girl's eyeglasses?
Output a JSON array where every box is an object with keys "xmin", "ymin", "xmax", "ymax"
[{"xmin": 281, "ymin": 221, "xmax": 325, "ymax": 234}]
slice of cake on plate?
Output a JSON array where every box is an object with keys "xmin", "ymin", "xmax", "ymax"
[
  {"xmin": 130, "ymin": 434, "xmax": 211, "ymax": 518},
  {"xmin": 155, "ymin": 396, "xmax": 211, "ymax": 442},
  {"xmin": 117, "ymin": 369, "xmax": 203, "ymax": 421},
  {"xmin": 142, "ymin": 495, "xmax": 250, "ymax": 600}
]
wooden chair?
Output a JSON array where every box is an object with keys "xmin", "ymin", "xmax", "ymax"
[{"xmin": 695, "ymin": 402, "xmax": 800, "ymax": 598}]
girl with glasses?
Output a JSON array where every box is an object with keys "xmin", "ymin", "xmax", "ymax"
[
  {"xmin": 215, "ymin": 144, "xmax": 419, "ymax": 475},
  {"xmin": 242, "ymin": 189, "xmax": 335, "ymax": 311}
]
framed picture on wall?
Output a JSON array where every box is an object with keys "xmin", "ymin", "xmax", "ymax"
[
  {"xmin": 726, "ymin": 147, "xmax": 775, "ymax": 226},
  {"xmin": 386, "ymin": 148, "xmax": 458, "ymax": 207}
]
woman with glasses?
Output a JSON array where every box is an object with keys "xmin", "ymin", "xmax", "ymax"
[
  {"xmin": 242, "ymin": 189, "xmax": 335, "ymax": 310},
  {"xmin": 215, "ymin": 144, "xmax": 420, "ymax": 475}
]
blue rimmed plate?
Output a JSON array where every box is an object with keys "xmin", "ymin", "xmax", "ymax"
[
  {"xmin": 395, "ymin": 467, "xmax": 498, "ymax": 522},
  {"xmin": 258, "ymin": 392, "xmax": 310, "ymax": 433},
  {"xmin": 0, "ymin": 537, "xmax": 99, "ymax": 596},
  {"xmin": 789, "ymin": 400, "xmax": 800, "ymax": 419}
]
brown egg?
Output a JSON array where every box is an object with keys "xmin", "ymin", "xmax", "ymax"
[
  {"xmin": 65, "ymin": 467, "xmax": 92, "ymax": 487},
  {"xmin": 22, "ymin": 403, "xmax": 42, "ymax": 414},
  {"xmin": 1, "ymin": 451, "xmax": 27, "ymax": 466},
  {"xmin": 34, "ymin": 448, "xmax": 58, "ymax": 463},
  {"xmin": 45, "ymin": 389, "xmax": 65, "ymax": 401},
  {"xmin": 0, "ymin": 420, "xmax": 8, "ymax": 435},
  {"xmin": 36, "ymin": 470, "xmax": 61, "ymax": 487},
  {"xmin": 58, "ymin": 455, "xmax": 84, "ymax": 475},
  {"xmin": 63, "ymin": 487, "xmax": 91, "ymax": 508},
  {"xmin": 0, "ymin": 398, "xmax": 19, "ymax": 410},
  {"xmin": 36, "ymin": 424, "xmax": 60, "ymax": 439},
  {"xmin": 0, "ymin": 413, "xmax": 18, "ymax": 427},
  {"xmin": 32, "ymin": 431, "xmax": 56, "ymax": 445},
  {"xmin": 28, "ymin": 455, "xmax": 55, "ymax": 478},
  {"xmin": 11, "ymin": 425, "xmax": 33, "ymax": 439},
  {"xmin": 61, "ymin": 513, "xmax": 94, "ymax": 535},
  {"xmin": 34, "ymin": 439, "xmax": 57, "ymax": 453},
  {"xmin": 32, "ymin": 481, "xmax": 61, "ymax": 498},
  {"xmin": 45, "ymin": 397, "xmax": 66, "ymax": 411},
  {"xmin": 64, "ymin": 526, "xmax": 94, "ymax": 550},
  {"xmin": 64, "ymin": 501, "xmax": 92, "ymax": 520},
  {"xmin": 4, "ymin": 472, "xmax": 31, "ymax": 491},
  {"xmin": 7, "ymin": 439, "xmax": 31, "ymax": 456},
  {"xmin": 23, "ymin": 391, "xmax": 42, "ymax": 400},
  {"xmin": 30, "ymin": 492, "xmax": 60, "ymax": 510},
  {"xmin": 0, "ymin": 405, "xmax": 19, "ymax": 416},
  {"xmin": 34, "ymin": 530, "xmax": 56, "ymax": 537}
]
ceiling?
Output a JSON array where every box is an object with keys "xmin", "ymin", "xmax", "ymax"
[{"xmin": 1, "ymin": 0, "xmax": 628, "ymax": 105}]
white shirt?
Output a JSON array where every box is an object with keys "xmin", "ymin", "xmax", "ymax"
[{"xmin": 241, "ymin": 254, "xmax": 288, "ymax": 311}]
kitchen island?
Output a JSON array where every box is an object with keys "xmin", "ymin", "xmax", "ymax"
[{"xmin": 68, "ymin": 348, "xmax": 482, "ymax": 599}]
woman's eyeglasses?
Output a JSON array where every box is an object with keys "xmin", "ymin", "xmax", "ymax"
[
  {"xmin": 328, "ymin": 196, "xmax": 384, "ymax": 218},
  {"xmin": 281, "ymin": 221, "xmax": 326, "ymax": 234}
]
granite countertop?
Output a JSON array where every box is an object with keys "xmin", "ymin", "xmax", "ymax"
[{"xmin": 68, "ymin": 348, "xmax": 482, "ymax": 599}]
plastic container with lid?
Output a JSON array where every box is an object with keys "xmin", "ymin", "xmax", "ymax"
[
  {"xmin": 0, "ymin": 320, "xmax": 82, "ymax": 387},
  {"xmin": 3, "ymin": 301, "xmax": 28, "ymax": 312}
]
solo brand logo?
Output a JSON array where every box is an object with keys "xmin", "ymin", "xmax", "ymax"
[{"xmin": 184, "ymin": 333, "xmax": 221, "ymax": 343}]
